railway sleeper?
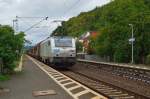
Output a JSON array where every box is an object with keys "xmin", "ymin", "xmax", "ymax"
[
  {"xmin": 146, "ymin": 80, "xmax": 150, "ymax": 84},
  {"xmin": 132, "ymin": 77, "xmax": 139, "ymax": 81},
  {"xmin": 109, "ymin": 93, "xmax": 129, "ymax": 97},
  {"xmin": 122, "ymin": 75, "xmax": 142, "ymax": 81},
  {"xmin": 112, "ymin": 72, "xmax": 120, "ymax": 75},
  {"xmin": 115, "ymin": 96, "xmax": 135, "ymax": 99},
  {"xmin": 143, "ymin": 76, "xmax": 150, "ymax": 80},
  {"xmin": 97, "ymin": 88, "xmax": 113, "ymax": 91},
  {"xmin": 139, "ymin": 76, "xmax": 150, "ymax": 80},
  {"xmin": 136, "ymin": 78, "xmax": 142, "ymax": 81},
  {"xmin": 101, "ymin": 89, "xmax": 118, "ymax": 93},
  {"xmin": 141, "ymin": 79, "xmax": 149, "ymax": 83},
  {"xmin": 104, "ymin": 91, "xmax": 122, "ymax": 95},
  {"xmin": 89, "ymin": 83, "xmax": 104, "ymax": 87},
  {"xmin": 96, "ymin": 86, "xmax": 110, "ymax": 89}
]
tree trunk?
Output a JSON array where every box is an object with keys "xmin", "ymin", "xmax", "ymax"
[{"xmin": 0, "ymin": 58, "xmax": 4, "ymax": 74}]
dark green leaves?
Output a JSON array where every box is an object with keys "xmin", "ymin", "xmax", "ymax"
[
  {"xmin": 0, "ymin": 25, "xmax": 25, "ymax": 73},
  {"xmin": 52, "ymin": 0, "xmax": 150, "ymax": 64}
]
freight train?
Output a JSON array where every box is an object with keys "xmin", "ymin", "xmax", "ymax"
[{"xmin": 28, "ymin": 36, "xmax": 76, "ymax": 68}]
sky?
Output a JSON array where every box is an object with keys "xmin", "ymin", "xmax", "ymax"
[{"xmin": 0, "ymin": 0, "xmax": 110, "ymax": 45}]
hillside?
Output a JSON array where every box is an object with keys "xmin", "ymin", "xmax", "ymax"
[{"xmin": 52, "ymin": 0, "xmax": 150, "ymax": 64}]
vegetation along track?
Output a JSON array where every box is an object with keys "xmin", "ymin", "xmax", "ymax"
[{"xmin": 59, "ymin": 62, "xmax": 150, "ymax": 99}]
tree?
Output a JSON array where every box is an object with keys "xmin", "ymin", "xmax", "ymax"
[
  {"xmin": 0, "ymin": 25, "xmax": 25, "ymax": 73},
  {"xmin": 52, "ymin": 0, "xmax": 150, "ymax": 64}
]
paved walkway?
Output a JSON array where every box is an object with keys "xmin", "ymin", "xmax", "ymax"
[{"xmin": 0, "ymin": 56, "xmax": 73, "ymax": 99}]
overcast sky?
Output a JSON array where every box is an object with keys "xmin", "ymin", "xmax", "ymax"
[{"xmin": 0, "ymin": 0, "xmax": 110, "ymax": 45}]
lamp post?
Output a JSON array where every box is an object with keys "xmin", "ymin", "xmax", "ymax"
[{"xmin": 129, "ymin": 24, "xmax": 134, "ymax": 64}]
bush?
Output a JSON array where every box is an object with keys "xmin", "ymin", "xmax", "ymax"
[
  {"xmin": 76, "ymin": 41, "xmax": 83, "ymax": 52},
  {"xmin": 0, "ymin": 25, "xmax": 25, "ymax": 73},
  {"xmin": 146, "ymin": 54, "xmax": 150, "ymax": 65},
  {"xmin": 52, "ymin": 0, "xmax": 150, "ymax": 64},
  {"xmin": 114, "ymin": 48, "xmax": 129, "ymax": 63},
  {"xmin": 0, "ymin": 75, "xmax": 10, "ymax": 81}
]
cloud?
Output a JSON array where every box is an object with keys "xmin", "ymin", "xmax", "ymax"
[{"xmin": 0, "ymin": 0, "xmax": 110, "ymax": 44}]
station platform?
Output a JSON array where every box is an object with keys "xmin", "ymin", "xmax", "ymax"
[
  {"xmin": 0, "ymin": 55, "xmax": 106, "ymax": 99},
  {"xmin": 0, "ymin": 56, "xmax": 73, "ymax": 99},
  {"xmin": 78, "ymin": 59, "xmax": 150, "ymax": 71}
]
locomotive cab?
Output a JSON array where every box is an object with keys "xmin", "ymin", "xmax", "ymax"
[
  {"xmin": 39, "ymin": 36, "xmax": 76, "ymax": 67},
  {"xmin": 51, "ymin": 37, "xmax": 76, "ymax": 66}
]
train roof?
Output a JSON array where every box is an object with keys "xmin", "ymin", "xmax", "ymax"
[
  {"xmin": 40, "ymin": 36, "xmax": 75, "ymax": 44},
  {"xmin": 52, "ymin": 36, "xmax": 74, "ymax": 39}
]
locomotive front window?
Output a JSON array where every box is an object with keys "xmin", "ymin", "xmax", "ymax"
[{"xmin": 55, "ymin": 38, "xmax": 72, "ymax": 47}]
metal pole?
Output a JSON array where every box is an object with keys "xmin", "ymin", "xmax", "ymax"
[
  {"xmin": 129, "ymin": 24, "xmax": 134, "ymax": 64},
  {"xmin": 131, "ymin": 25, "xmax": 134, "ymax": 64},
  {"xmin": 13, "ymin": 20, "xmax": 15, "ymax": 30},
  {"xmin": 16, "ymin": 19, "xmax": 18, "ymax": 33},
  {"xmin": 13, "ymin": 17, "xmax": 18, "ymax": 34}
]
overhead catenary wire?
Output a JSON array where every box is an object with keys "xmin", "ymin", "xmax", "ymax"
[
  {"xmin": 50, "ymin": 0, "xmax": 81, "ymax": 36},
  {"xmin": 14, "ymin": 1, "xmax": 82, "ymax": 35},
  {"xmin": 24, "ymin": 19, "xmax": 45, "ymax": 32},
  {"xmin": 19, "ymin": 16, "xmax": 48, "ymax": 32},
  {"xmin": 16, "ymin": 16, "xmax": 48, "ymax": 19},
  {"xmin": 19, "ymin": 19, "xmax": 33, "ymax": 28},
  {"xmin": 66, "ymin": 0, "xmax": 81, "ymax": 16},
  {"xmin": 53, "ymin": 0, "xmax": 81, "ymax": 27},
  {"xmin": 63, "ymin": 0, "xmax": 81, "ymax": 18}
]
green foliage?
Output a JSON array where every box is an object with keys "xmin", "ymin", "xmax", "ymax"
[
  {"xmin": 76, "ymin": 41, "xmax": 83, "ymax": 52},
  {"xmin": 0, "ymin": 25, "xmax": 25, "ymax": 73},
  {"xmin": 146, "ymin": 54, "xmax": 150, "ymax": 65},
  {"xmin": 52, "ymin": 0, "xmax": 150, "ymax": 64},
  {"xmin": 0, "ymin": 74, "xmax": 10, "ymax": 81},
  {"xmin": 114, "ymin": 42, "xmax": 130, "ymax": 63},
  {"xmin": 88, "ymin": 37, "xmax": 96, "ymax": 54}
]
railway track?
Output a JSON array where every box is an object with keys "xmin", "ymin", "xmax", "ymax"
[
  {"xmin": 31, "ymin": 56, "xmax": 150, "ymax": 99},
  {"xmin": 77, "ymin": 59, "xmax": 150, "ymax": 85},
  {"xmin": 72, "ymin": 61, "xmax": 150, "ymax": 99},
  {"xmin": 61, "ymin": 69, "xmax": 149, "ymax": 99},
  {"xmin": 59, "ymin": 59, "xmax": 150, "ymax": 99}
]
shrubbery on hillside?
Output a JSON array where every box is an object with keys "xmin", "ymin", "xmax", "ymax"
[{"xmin": 52, "ymin": 0, "xmax": 150, "ymax": 64}]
